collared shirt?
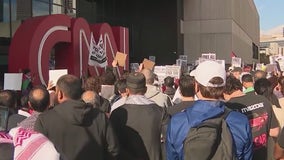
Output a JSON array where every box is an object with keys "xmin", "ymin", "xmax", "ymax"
[{"xmin": 244, "ymin": 87, "xmax": 254, "ymax": 94}]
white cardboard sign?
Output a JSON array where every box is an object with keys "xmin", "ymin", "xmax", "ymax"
[
  {"xmin": 4, "ymin": 73, "xmax": 23, "ymax": 90},
  {"xmin": 49, "ymin": 69, "xmax": 68, "ymax": 85}
]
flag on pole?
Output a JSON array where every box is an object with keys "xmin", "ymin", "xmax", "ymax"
[
  {"xmin": 231, "ymin": 51, "xmax": 237, "ymax": 58},
  {"xmin": 88, "ymin": 33, "xmax": 108, "ymax": 68}
]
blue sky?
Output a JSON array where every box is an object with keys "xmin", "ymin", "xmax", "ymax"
[{"xmin": 254, "ymin": 0, "xmax": 284, "ymax": 31}]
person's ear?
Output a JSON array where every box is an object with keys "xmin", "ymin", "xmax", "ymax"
[
  {"xmin": 126, "ymin": 88, "xmax": 130, "ymax": 95},
  {"xmin": 194, "ymin": 82, "xmax": 199, "ymax": 93},
  {"xmin": 58, "ymin": 90, "xmax": 64, "ymax": 101}
]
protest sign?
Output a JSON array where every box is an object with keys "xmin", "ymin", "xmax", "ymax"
[
  {"xmin": 201, "ymin": 53, "xmax": 216, "ymax": 60},
  {"xmin": 115, "ymin": 52, "xmax": 127, "ymax": 67},
  {"xmin": 88, "ymin": 34, "xmax": 108, "ymax": 68},
  {"xmin": 130, "ymin": 63, "xmax": 140, "ymax": 72},
  {"xmin": 49, "ymin": 69, "xmax": 68, "ymax": 85},
  {"xmin": 179, "ymin": 55, "xmax": 188, "ymax": 61},
  {"xmin": 231, "ymin": 57, "xmax": 242, "ymax": 67},
  {"xmin": 278, "ymin": 59, "xmax": 284, "ymax": 71},
  {"xmin": 166, "ymin": 65, "xmax": 181, "ymax": 79},
  {"xmin": 154, "ymin": 66, "xmax": 167, "ymax": 83},
  {"xmin": 149, "ymin": 56, "xmax": 156, "ymax": 62},
  {"xmin": 266, "ymin": 64, "xmax": 278, "ymax": 73},
  {"xmin": 100, "ymin": 85, "xmax": 114, "ymax": 100},
  {"xmin": 4, "ymin": 73, "xmax": 23, "ymax": 90},
  {"xmin": 142, "ymin": 58, "xmax": 155, "ymax": 70}
]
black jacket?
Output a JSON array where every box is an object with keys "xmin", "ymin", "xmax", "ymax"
[
  {"xmin": 110, "ymin": 103, "xmax": 166, "ymax": 160},
  {"xmin": 35, "ymin": 100, "xmax": 119, "ymax": 160}
]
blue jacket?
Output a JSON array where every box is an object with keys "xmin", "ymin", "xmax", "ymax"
[{"xmin": 166, "ymin": 100, "xmax": 253, "ymax": 160}]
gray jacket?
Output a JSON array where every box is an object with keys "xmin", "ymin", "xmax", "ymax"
[{"xmin": 145, "ymin": 85, "xmax": 172, "ymax": 107}]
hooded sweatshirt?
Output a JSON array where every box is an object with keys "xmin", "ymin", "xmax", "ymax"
[
  {"xmin": 145, "ymin": 85, "xmax": 173, "ymax": 107},
  {"xmin": 35, "ymin": 100, "xmax": 119, "ymax": 160}
]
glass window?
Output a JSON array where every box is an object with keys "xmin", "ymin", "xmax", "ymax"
[
  {"xmin": 2, "ymin": 0, "xmax": 10, "ymax": 22},
  {"xmin": 51, "ymin": 0, "xmax": 76, "ymax": 16},
  {"xmin": 0, "ymin": 0, "xmax": 11, "ymax": 38},
  {"xmin": 33, "ymin": 0, "xmax": 49, "ymax": 17},
  {"xmin": 52, "ymin": 0, "xmax": 63, "ymax": 5},
  {"xmin": 52, "ymin": 4, "xmax": 63, "ymax": 14}
]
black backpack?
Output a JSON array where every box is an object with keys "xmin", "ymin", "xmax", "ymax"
[{"xmin": 183, "ymin": 109, "xmax": 237, "ymax": 160}]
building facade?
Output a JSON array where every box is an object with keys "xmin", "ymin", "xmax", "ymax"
[
  {"xmin": 260, "ymin": 33, "xmax": 284, "ymax": 56},
  {"xmin": 183, "ymin": 0, "xmax": 259, "ymax": 64},
  {"xmin": 0, "ymin": 0, "xmax": 259, "ymax": 84},
  {"xmin": 0, "ymin": 0, "xmax": 76, "ymax": 82}
]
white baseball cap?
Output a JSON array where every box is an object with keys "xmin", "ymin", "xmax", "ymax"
[{"xmin": 190, "ymin": 60, "xmax": 226, "ymax": 87}]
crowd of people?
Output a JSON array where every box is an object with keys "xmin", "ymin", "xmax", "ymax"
[{"xmin": 1, "ymin": 60, "xmax": 284, "ymax": 160}]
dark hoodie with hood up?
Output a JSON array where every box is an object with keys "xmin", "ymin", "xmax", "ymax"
[{"xmin": 35, "ymin": 100, "xmax": 119, "ymax": 160}]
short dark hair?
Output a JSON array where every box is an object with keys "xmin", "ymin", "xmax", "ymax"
[
  {"xmin": 198, "ymin": 77, "xmax": 224, "ymax": 99},
  {"xmin": 0, "ymin": 90, "xmax": 17, "ymax": 109},
  {"xmin": 179, "ymin": 75, "xmax": 195, "ymax": 97},
  {"xmin": 28, "ymin": 86, "xmax": 50, "ymax": 112},
  {"xmin": 20, "ymin": 95, "xmax": 29, "ymax": 108},
  {"xmin": 241, "ymin": 74, "xmax": 253, "ymax": 83},
  {"xmin": 57, "ymin": 74, "xmax": 82, "ymax": 100},
  {"xmin": 254, "ymin": 78, "xmax": 272, "ymax": 98},
  {"xmin": 115, "ymin": 79, "xmax": 127, "ymax": 94},
  {"xmin": 101, "ymin": 72, "xmax": 116, "ymax": 85},
  {"xmin": 164, "ymin": 76, "xmax": 174, "ymax": 87},
  {"xmin": 224, "ymin": 76, "xmax": 243, "ymax": 95}
]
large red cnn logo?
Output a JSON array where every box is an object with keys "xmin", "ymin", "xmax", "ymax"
[{"xmin": 8, "ymin": 14, "xmax": 129, "ymax": 85}]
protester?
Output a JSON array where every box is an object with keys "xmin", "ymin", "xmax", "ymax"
[
  {"xmin": 35, "ymin": 74, "xmax": 119, "ymax": 159},
  {"xmin": 268, "ymin": 75, "xmax": 283, "ymax": 99},
  {"xmin": 230, "ymin": 67, "xmax": 243, "ymax": 80},
  {"xmin": 83, "ymin": 76, "xmax": 111, "ymax": 113},
  {"xmin": 21, "ymin": 68, "xmax": 33, "ymax": 96},
  {"xmin": 0, "ymin": 90, "xmax": 26, "ymax": 131},
  {"xmin": 18, "ymin": 86, "xmax": 50, "ymax": 130},
  {"xmin": 241, "ymin": 73, "xmax": 255, "ymax": 94},
  {"xmin": 167, "ymin": 75, "xmax": 195, "ymax": 116},
  {"xmin": 101, "ymin": 69, "xmax": 117, "ymax": 101},
  {"xmin": 141, "ymin": 68, "xmax": 172, "ymax": 108},
  {"xmin": 274, "ymin": 128, "xmax": 284, "ymax": 159},
  {"xmin": 9, "ymin": 127, "xmax": 60, "ymax": 160},
  {"xmin": 254, "ymin": 70, "xmax": 267, "ymax": 81},
  {"xmin": 163, "ymin": 76, "xmax": 176, "ymax": 99},
  {"xmin": 254, "ymin": 77, "xmax": 283, "ymax": 160},
  {"xmin": 167, "ymin": 61, "xmax": 252, "ymax": 160},
  {"xmin": 18, "ymin": 95, "xmax": 31, "ymax": 117},
  {"xmin": 224, "ymin": 76, "xmax": 279, "ymax": 160},
  {"xmin": 0, "ymin": 132, "xmax": 14, "ymax": 160},
  {"xmin": 276, "ymin": 76, "xmax": 284, "ymax": 107},
  {"xmin": 110, "ymin": 72, "xmax": 166, "ymax": 160},
  {"xmin": 254, "ymin": 78, "xmax": 281, "ymax": 108},
  {"xmin": 81, "ymin": 90, "xmax": 98, "ymax": 106},
  {"xmin": 110, "ymin": 79, "xmax": 127, "ymax": 113}
]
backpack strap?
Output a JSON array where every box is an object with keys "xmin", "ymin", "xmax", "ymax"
[{"xmin": 220, "ymin": 107, "xmax": 232, "ymax": 120}]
